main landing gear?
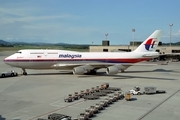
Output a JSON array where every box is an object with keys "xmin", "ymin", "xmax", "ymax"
[
  {"xmin": 22, "ymin": 68, "xmax": 27, "ymax": 75},
  {"xmin": 121, "ymin": 69, "xmax": 125, "ymax": 73},
  {"xmin": 85, "ymin": 70, "xmax": 97, "ymax": 75}
]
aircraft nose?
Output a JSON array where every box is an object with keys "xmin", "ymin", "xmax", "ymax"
[
  {"xmin": 4, "ymin": 57, "xmax": 9, "ymax": 63},
  {"xmin": 3, "ymin": 57, "xmax": 12, "ymax": 65}
]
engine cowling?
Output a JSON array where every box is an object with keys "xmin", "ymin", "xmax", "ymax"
[
  {"xmin": 106, "ymin": 66, "xmax": 119, "ymax": 74},
  {"xmin": 106, "ymin": 65, "xmax": 127, "ymax": 75},
  {"xmin": 73, "ymin": 66, "xmax": 85, "ymax": 75}
]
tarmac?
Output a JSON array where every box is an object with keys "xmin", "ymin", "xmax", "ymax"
[{"xmin": 0, "ymin": 51, "xmax": 180, "ymax": 120}]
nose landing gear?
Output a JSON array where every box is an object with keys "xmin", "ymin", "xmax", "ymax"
[{"xmin": 22, "ymin": 68, "xmax": 27, "ymax": 75}]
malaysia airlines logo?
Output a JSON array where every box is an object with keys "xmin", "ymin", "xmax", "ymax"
[
  {"xmin": 59, "ymin": 54, "xmax": 82, "ymax": 59},
  {"xmin": 144, "ymin": 38, "xmax": 157, "ymax": 51}
]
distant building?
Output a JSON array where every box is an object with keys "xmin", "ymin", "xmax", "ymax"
[{"xmin": 89, "ymin": 41, "xmax": 180, "ymax": 54}]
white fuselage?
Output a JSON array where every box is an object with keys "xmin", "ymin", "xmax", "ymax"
[{"xmin": 4, "ymin": 49, "xmax": 159, "ymax": 70}]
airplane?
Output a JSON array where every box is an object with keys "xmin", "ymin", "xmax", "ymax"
[{"xmin": 3, "ymin": 30, "xmax": 162, "ymax": 75}]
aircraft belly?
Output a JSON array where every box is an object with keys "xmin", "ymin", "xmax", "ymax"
[
  {"xmin": 16, "ymin": 62, "xmax": 56, "ymax": 69},
  {"xmin": 14, "ymin": 60, "xmax": 103, "ymax": 69}
]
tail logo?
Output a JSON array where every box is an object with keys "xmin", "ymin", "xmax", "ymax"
[{"xmin": 144, "ymin": 38, "xmax": 156, "ymax": 51}]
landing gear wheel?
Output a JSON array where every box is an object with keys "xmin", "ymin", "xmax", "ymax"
[
  {"xmin": 22, "ymin": 68, "xmax": 27, "ymax": 75},
  {"xmin": 86, "ymin": 70, "xmax": 97, "ymax": 75},
  {"xmin": 23, "ymin": 72, "xmax": 27, "ymax": 75}
]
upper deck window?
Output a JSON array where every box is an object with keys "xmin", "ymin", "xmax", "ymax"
[
  {"xmin": 30, "ymin": 53, "xmax": 44, "ymax": 54},
  {"xmin": 48, "ymin": 53, "xmax": 58, "ymax": 54}
]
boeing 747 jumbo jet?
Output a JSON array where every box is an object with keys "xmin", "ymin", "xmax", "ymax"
[{"xmin": 4, "ymin": 30, "xmax": 162, "ymax": 75}]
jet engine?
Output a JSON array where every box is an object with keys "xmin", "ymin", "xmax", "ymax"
[
  {"xmin": 73, "ymin": 65, "xmax": 93, "ymax": 75},
  {"xmin": 73, "ymin": 66, "xmax": 86, "ymax": 75},
  {"xmin": 106, "ymin": 65, "xmax": 127, "ymax": 75}
]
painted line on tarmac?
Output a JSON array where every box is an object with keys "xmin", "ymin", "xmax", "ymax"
[
  {"xmin": 49, "ymin": 100, "xmax": 63, "ymax": 107},
  {"xmin": 137, "ymin": 89, "xmax": 180, "ymax": 120}
]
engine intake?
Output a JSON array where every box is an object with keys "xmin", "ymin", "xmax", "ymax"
[
  {"xmin": 73, "ymin": 65, "xmax": 93, "ymax": 75},
  {"xmin": 106, "ymin": 65, "xmax": 127, "ymax": 75},
  {"xmin": 106, "ymin": 66, "xmax": 119, "ymax": 75},
  {"xmin": 73, "ymin": 66, "xmax": 86, "ymax": 75}
]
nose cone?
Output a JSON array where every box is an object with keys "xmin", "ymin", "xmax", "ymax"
[
  {"xmin": 4, "ymin": 56, "xmax": 10, "ymax": 65},
  {"xmin": 3, "ymin": 55, "xmax": 15, "ymax": 66}
]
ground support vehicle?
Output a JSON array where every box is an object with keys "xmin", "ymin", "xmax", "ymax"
[
  {"xmin": 109, "ymin": 95, "xmax": 117, "ymax": 102},
  {"xmin": 100, "ymin": 89, "xmax": 114, "ymax": 94},
  {"xmin": 156, "ymin": 90, "xmax": 166, "ymax": 94},
  {"xmin": 79, "ymin": 113, "xmax": 89, "ymax": 120},
  {"xmin": 125, "ymin": 92, "xmax": 132, "ymax": 101},
  {"xmin": 130, "ymin": 86, "xmax": 166, "ymax": 95},
  {"xmin": 93, "ymin": 92, "xmax": 107, "ymax": 97},
  {"xmin": 104, "ymin": 97, "xmax": 113, "ymax": 104},
  {"xmin": 99, "ymin": 101, "xmax": 109, "ymax": 107},
  {"xmin": 84, "ymin": 108, "xmax": 94, "ymax": 118},
  {"xmin": 100, "ymin": 83, "xmax": 121, "ymax": 91},
  {"xmin": 107, "ymin": 87, "xmax": 121, "ymax": 91},
  {"xmin": 48, "ymin": 113, "xmax": 71, "ymax": 120},
  {"xmin": 84, "ymin": 89, "xmax": 90, "ymax": 95},
  {"xmin": 95, "ymin": 103, "xmax": 104, "ymax": 110},
  {"xmin": 119, "ymin": 93, "xmax": 125, "ymax": 100},
  {"xmin": 113, "ymin": 93, "xmax": 120, "ymax": 100},
  {"xmin": 144, "ymin": 87, "xmax": 157, "ymax": 94},
  {"xmin": 64, "ymin": 94, "xmax": 74, "ymax": 102},
  {"xmin": 73, "ymin": 92, "xmax": 80, "ymax": 100},
  {"xmin": 83, "ymin": 95, "xmax": 99, "ymax": 100},
  {"xmin": 129, "ymin": 86, "xmax": 143, "ymax": 95},
  {"xmin": 0, "ymin": 70, "xmax": 18, "ymax": 78},
  {"xmin": 144, "ymin": 87, "xmax": 166, "ymax": 94},
  {"xmin": 90, "ymin": 87, "xmax": 95, "ymax": 94},
  {"xmin": 100, "ymin": 83, "xmax": 109, "ymax": 90},
  {"xmin": 114, "ymin": 93, "xmax": 124, "ymax": 100},
  {"xmin": 79, "ymin": 90, "xmax": 85, "ymax": 98},
  {"xmin": 95, "ymin": 86, "xmax": 100, "ymax": 92},
  {"xmin": 117, "ymin": 91, "xmax": 125, "ymax": 98},
  {"xmin": 89, "ymin": 106, "xmax": 99, "ymax": 114}
]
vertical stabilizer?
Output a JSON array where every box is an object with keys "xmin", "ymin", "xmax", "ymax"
[{"xmin": 133, "ymin": 30, "xmax": 162, "ymax": 52}]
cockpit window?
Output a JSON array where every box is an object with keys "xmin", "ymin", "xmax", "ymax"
[{"xmin": 16, "ymin": 52, "xmax": 22, "ymax": 54}]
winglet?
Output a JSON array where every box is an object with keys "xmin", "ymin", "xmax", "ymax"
[{"xmin": 133, "ymin": 30, "xmax": 162, "ymax": 52}]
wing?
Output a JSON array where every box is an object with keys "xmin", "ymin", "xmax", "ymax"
[
  {"xmin": 51, "ymin": 62, "xmax": 134, "ymax": 69},
  {"xmin": 50, "ymin": 62, "xmax": 161, "ymax": 75}
]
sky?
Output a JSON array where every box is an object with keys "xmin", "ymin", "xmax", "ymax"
[{"xmin": 0, "ymin": 0, "xmax": 180, "ymax": 45}]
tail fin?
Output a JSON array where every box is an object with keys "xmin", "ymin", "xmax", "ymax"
[{"xmin": 133, "ymin": 30, "xmax": 162, "ymax": 52}]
